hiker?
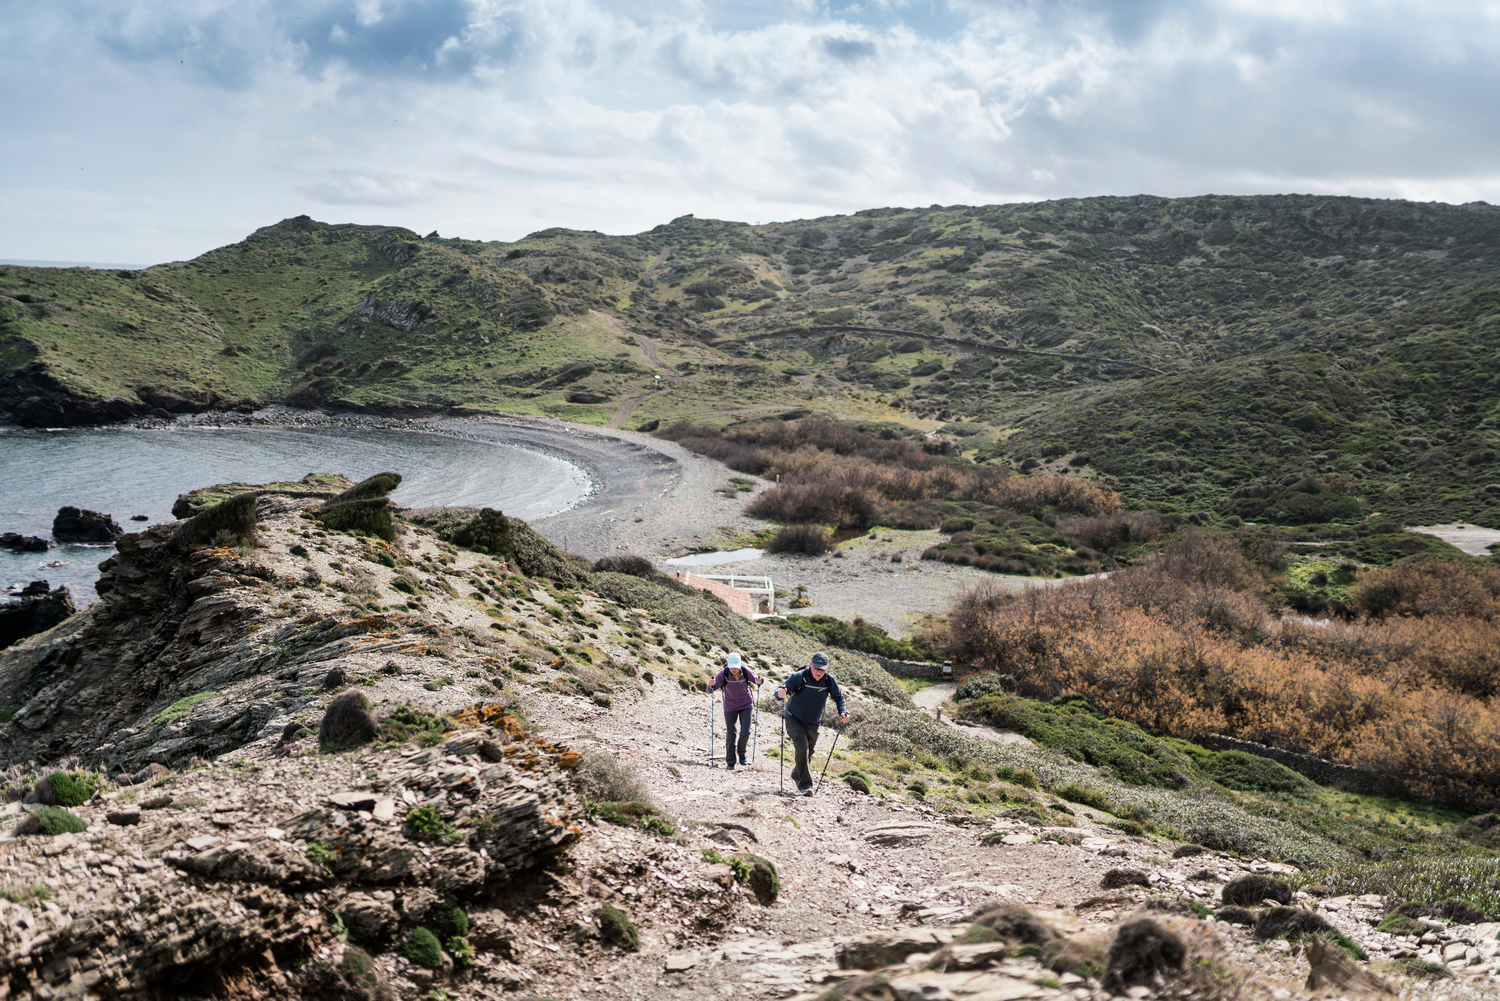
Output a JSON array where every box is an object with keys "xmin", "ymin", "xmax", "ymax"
[
  {"xmin": 774, "ymin": 652, "xmax": 849, "ymax": 795},
  {"xmin": 709, "ymin": 653, "xmax": 761, "ymax": 770}
]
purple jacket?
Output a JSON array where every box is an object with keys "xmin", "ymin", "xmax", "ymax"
[{"xmin": 710, "ymin": 666, "xmax": 762, "ymax": 712}]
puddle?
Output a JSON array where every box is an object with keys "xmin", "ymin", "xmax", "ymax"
[{"xmin": 664, "ymin": 548, "xmax": 765, "ymax": 566}]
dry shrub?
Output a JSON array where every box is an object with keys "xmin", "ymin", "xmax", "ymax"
[
  {"xmin": 662, "ymin": 415, "xmax": 1119, "ymax": 529},
  {"xmin": 1103, "ymin": 919, "xmax": 1185, "ymax": 994},
  {"xmin": 764, "ymin": 524, "xmax": 831, "ymax": 555},
  {"xmin": 940, "ymin": 532, "xmax": 1500, "ymax": 808},
  {"xmin": 1352, "ymin": 558, "xmax": 1500, "ymax": 620},
  {"xmin": 1223, "ymin": 875, "xmax": 1292, "ymax": 907},
  {"xmin": 574, "ymin": 751, "xmax": 651, "ymax": 803},
  {"xmin": 1056, "ymin": 511, "xmax": 1170, "ymax": 553},
  {"xmin": 319, "ymin": 691, "xmax": 378, "ymax": 750}
]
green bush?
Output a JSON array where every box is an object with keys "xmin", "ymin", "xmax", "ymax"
[
  {"xmin": 448, "ymin": 508, "xmax": 515, "ymax": 561},
  {"xmin": 595, "ymin": 903, "xmax": 639, "ymax": 951},
  {"xmin": 179, "ymin": 491, "xmax": 258, "ymax": 547},
  {"xmin": 433, "ymin": 898, "xmax": 469, "ymax": 937},
  {"xmin": 1199, "ymin": 751, "xmax": 1317, "ymax": 796},
  {"xmin": 45, "ymin": 772, "xmax": 92, "ymax": 807},
  {"xmin": 401, "ymin": 927, "xmax": 443, "ymax": 969},
  {"xmin": 328, "ymin": 472, "xmax": 403, "ymax": 505},
  {"xmin": 1053, "ymin": 783, "xmax": 1114, "ymax": 813},
  {"xmin": 32, "ymin": 807, "xmax": 87, "ymax": 836},
  {"xmin": 958, "ymin": 695, "xmax": 1195, "ymax": 788},
  {"xmin": 956, "ymin": 672, "xmax": 1009, "ymax": 702},
  {"xmin": 318, "ymin": 498, "xmax": 395, "ymax": 542}
]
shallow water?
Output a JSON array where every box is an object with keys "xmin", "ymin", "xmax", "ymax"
[
  {"xmin": 0, "ymin": 425, "xmax": 590, "ymax": 604},
  {"xmin": 663, "ymin": 548, "xmax": 766, "ymax": 566}
]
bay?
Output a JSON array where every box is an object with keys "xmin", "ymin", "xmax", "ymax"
[{"xmin": 0, "ymin": 425, "xmax": 591, "ymax": 604}]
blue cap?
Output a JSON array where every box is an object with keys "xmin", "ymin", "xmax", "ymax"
[{"xmin": 810, "ymin": 652, "xmax": 829, "ymax": 669}]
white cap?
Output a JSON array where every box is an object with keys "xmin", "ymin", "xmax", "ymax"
[{"xmin": 726, "ymin": 652, "xmax": 742, "ymax": 670}]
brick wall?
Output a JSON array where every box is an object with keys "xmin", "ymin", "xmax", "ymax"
[{"xmin": 671, "ymin": 573, "xmax": 755, "ymax": 617}]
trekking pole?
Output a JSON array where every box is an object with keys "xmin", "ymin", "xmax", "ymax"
[
  {"xmin": 778, "ymin": 705, "xmax": 786, "ymax": 795},
  {"xmin": 708, "ymin": 685, "xmax": 716, "ymax": 768},
  {"xmin": 814, "ymin": 728, "xmax": 842, "ymax": 795},
  {"xmin": 750, "ymin": 686, "xmax": 760, "ymax": 764}
]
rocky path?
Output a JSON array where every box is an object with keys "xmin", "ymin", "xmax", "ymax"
[{"xmin": 513, "ymin": 676, "xmax": 1493, "ymax": 1001}]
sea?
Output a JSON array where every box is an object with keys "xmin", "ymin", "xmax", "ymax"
[{"xmin": 0, "ymin": 425, "xmax": 591, "ymax": 605}]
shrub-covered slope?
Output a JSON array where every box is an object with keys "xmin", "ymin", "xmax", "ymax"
[{"xmin": 2, "ymin": 195, "xmax": 1496, "ymax": 524}]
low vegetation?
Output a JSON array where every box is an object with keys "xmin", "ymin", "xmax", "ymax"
[{"xmin": 940, "ymin": 531, "xmax": 1500, "ymax": 809}]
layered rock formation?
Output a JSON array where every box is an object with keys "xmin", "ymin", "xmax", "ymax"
[
  {"xmin": 0, "ymin": 716, "xmax": 582, "ymax": 999},
  {"xmin": 0, "ymin": 582, "xmax": 75, "ymax": 651}
]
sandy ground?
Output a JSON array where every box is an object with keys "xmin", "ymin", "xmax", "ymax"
[{"xmin": 430, "ymin": 414, "xmax": 1049, "ymax": 639}]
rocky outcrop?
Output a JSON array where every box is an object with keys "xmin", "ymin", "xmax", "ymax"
[
  {"xmin": 0, "ymin": 714, "xmax": 582, "ymax": 1000},
  {"xmin": 355, "ymin": 293, "xmax": 437, "ymax": 333},
  {"xmin": 1, "ymin": 533, "xmax": 52, "ymax": 553},
  {"xmin": 0, "ymin": 581, "xmax": 75, "ymax": 651},
  {"xmin": 51, "ymin": 506, "xmax": 123, "ymax": 543},
  {"xmin": 0, "ymin": 361, "xmax": 154, "ymax": 428}
]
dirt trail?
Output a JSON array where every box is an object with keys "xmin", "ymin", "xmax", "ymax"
[
  {"xmin": 595, "ymin": 310, "xmax": 683, "ymax": 429},
  {"xmin": 511, "ymin": 675, "xmax": 1394, "ymax": 1001}
]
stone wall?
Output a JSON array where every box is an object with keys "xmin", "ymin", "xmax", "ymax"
[
  {"xmin": 870, "ymin": 655, "xmax": 952, "ymax": 680},
  {"xmin": 1202, "ymin": 734, "xmax": 1392, "ymax": 795}
]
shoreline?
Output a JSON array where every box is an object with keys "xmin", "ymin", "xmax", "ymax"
[{"xmin": 10, "ymin": 405, "xmax": 1046, "ymax": 635}]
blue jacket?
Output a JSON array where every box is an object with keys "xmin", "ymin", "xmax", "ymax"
[{"xmin": 780, "ymin": 667, "xmax": 846, "ymax": 729}]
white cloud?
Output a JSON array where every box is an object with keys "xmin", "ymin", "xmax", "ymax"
[{"xmin": 1, "ymin": 0, "xmax": 1498, "ymax": 261}]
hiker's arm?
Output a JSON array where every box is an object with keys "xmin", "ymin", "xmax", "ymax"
[{"xmin": 831, "ymin": 677, "xmax": 849, "ymax": 720}]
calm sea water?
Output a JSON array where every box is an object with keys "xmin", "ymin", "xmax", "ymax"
[{"xmin": 0, "ymin": 426, "xmax": 591, "ymax": 604}]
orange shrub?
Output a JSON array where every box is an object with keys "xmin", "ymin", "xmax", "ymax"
[{"xmin": 942, "ymin": 541, "xmax": 1500, "ymax": 808}]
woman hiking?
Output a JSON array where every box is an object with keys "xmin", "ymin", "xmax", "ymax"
[{"xmin": 709, "ymin": 653, "xmax": 762, "ymax": 770}]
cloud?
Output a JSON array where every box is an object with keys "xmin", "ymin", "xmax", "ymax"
[{"xmin": 1, "ymin": 0, "xmax": 1498, "ymax": 262}]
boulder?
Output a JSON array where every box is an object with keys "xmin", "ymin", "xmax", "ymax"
[
  {"xmin": 838, "ymin": 929, "xmax": 954, "ymax": 970},
  {"xmin": 0, "ymin": 533, "xmax": 51, "ymax": 552},
  {"xmin": 0, "ymin": 583, "xmax": 76, "ymax": 650},
  {"xmin": 52, "ymin": 506, "xmax": 123, "ymax": 543}
]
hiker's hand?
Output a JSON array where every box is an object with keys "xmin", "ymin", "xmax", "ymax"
[
  {"xmin": 775, "ymin": 686, "xmax": 786, "ymax": 700},
  {"xmin": 840, "ymin": 712, "xmax": 850, "ymax": 723}
]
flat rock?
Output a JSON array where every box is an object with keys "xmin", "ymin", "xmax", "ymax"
[
  {"xmin": 663, "ymin": 954, "xmax": 698, "ymax": 972},
  {"xmin": 863, "ymin": 821, "xmax": 942, "ymax": 845},
  {"xmin": 327, "ymin": 791, "xmax": 379, "ymax": 809},
  {"xmin": 106, "ymin": 810, "xmax": 141, "ymax": 826}
]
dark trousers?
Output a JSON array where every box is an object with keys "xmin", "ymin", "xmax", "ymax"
[
  {"xmin": 785, "ymin": 715, "xmax": 820, "ymax": 790},
  {"xmin": 724, "ymin": 707, "xmax": 752, "ymax": 764}
]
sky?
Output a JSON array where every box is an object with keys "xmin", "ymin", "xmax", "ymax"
[{"xmin": 3, "ymin": 0, "xmax": 1499, "ymax": 264}]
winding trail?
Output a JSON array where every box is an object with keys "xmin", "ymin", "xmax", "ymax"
[{"xmin": 596, "ymin": 311, "xmax": 683, "ymax": 429}]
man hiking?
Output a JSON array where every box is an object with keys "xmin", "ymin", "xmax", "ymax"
[
  {"xmin": 709, "ymin": 653, "xmax": 761, "ymax": 770},
  {"xmin": 774, "ymin": 652, "xmax": 849, "ymax": 795}
]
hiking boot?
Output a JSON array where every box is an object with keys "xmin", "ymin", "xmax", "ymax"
[
  {"xmin": 798, "ymin": 786, "xmax": 813, "ymax": 797},
  {"xmin": 739, "ymin": 757, "xmax": 749, "ymax": 766},
  {"xmin": 726, "ymin": 762, "xmax": 735, "ymax": 771}
]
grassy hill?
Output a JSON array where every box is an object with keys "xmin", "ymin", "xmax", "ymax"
[{"xmin": 2, "ymin": 195, "xmax": 1497, "ymax": 525}]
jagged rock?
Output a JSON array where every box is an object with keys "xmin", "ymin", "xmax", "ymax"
[
  {"xmin": 0, "ymin": 532, "xmax": 51, "ymax": 552},
  {"xmin": 52, "ymin": 505, "xmax": 123, "ymax": 542},
  {"xmin": 837, "ymin": 929, "xmax": 954, "ymax": 970},
  {"xmin": 0, "ymin": 582, "xmax": 74, "ymax": 650},
  {"xmin": 341, "ymin": 892, "xmax": 400, "ymax": 940}
]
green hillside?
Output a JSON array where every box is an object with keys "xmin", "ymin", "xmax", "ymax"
[{"xmin": 1, "ymin": 195, "xmax": 1497, "ymax": 526}]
